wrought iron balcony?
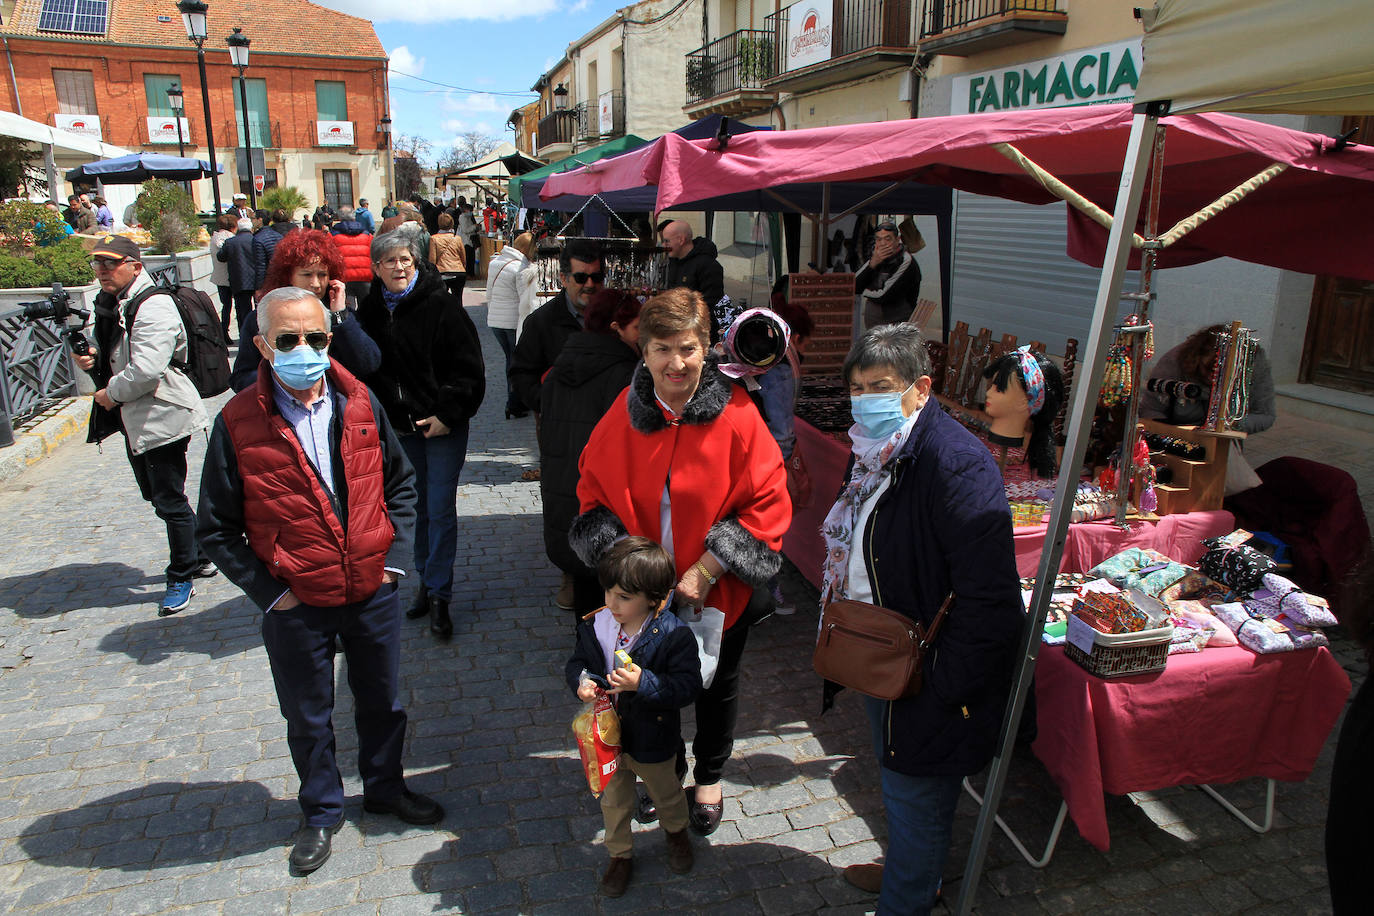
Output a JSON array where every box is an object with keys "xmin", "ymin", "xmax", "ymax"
[
  {"xmin": 685, "ymin": 29, "xmax": 778, "ymax": 115},
  {"xmin": 763, "ymin": 0, "xmax": 919, "ymax": 93},
  {"xmin": 582, "ymin": 92, "xmax": 626, "ymax": 140},
  {"xmin": 921, "ymin": 1, "xmax": 1068, "ymax": 56},
  {"xmin": 536, "ymin": 108, "xmax": 583, "ymax": 152}
]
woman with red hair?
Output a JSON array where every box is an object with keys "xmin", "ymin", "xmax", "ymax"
[{"xmin": 228, "ymin": 229, "xmax": 381, "ymax": 392}]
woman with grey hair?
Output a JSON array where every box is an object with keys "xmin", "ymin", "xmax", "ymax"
[
  {"xmin": 821, "ymin": 323, "xmax": 1022, "ymax": 914},
  {"xmin": 357, "ymin": 233, "xmax": 485, "ymax": 640}
]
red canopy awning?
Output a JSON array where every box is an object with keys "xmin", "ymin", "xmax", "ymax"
[{"xmin": 541, "ymin": 103, "xmax": 1374, "ymax": 280}]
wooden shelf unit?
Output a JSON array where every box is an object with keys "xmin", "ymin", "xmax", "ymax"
[{"xmin": 1141, "ymin": 418, "xmax": 1246, "ymax": 515}]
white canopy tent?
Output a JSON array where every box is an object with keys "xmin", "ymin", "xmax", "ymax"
[
  {"xmin": 957, "ymin": 3, "xmax": 1374, "ymax": 911},
  {"xmin": 0, "ymin": 110, "xmax": 129, "ymax": 203}
]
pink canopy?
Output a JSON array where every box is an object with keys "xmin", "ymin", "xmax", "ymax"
[{"xmin": 541, "ymin": 103, "xmax": 1374, "ymax": 280}]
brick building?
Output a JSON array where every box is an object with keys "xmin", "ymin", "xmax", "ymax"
[{"xmin": 0, "ymin": 0, "xmax": 390, "ymax": 212}]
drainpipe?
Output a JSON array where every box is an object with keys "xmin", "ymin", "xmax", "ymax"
[
  {"xmin": 3, "ymin": 37, "xmax": 22, "ymax": 116},
  {"xmin": 909, "ymin": 52, "xmax": 933, "ymax": 120}
]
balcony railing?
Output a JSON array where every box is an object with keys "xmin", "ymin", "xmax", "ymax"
[
  {"xmin": 922, "ymin": 0, "xmax": 1062, "ymax": 38},
  {"xmin": 686, "ymin": 29, "xmax": 776, "ymax": 105},
  {"xmin": 583, "ymin": 92, "xmax": 626, "ymax": 140},
  {"xmin": 765, "ymin": 0, "xmax": 916, "ymax": 75},
  {"xmin": 537, "ymin": 108, "xmax": 583, "ymax": 150},
  {"xmin": 223, "ymin": 119, "xmax": 280, "ymax": 150}
]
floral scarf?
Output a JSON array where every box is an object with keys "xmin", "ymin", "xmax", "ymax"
[{"xmin": 820, "ymin": 409, "xmax": 920, "ymax": 606}]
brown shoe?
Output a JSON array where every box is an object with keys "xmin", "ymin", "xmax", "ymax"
[
  {"xmin": 599, "ymin": 856, "xmax": 633, "ymax": 897},
  {"xmin": 665, "ymin": 828, "xmax": 693, "ymax": 874},
  {"xmin": 555, "ymin": 573, "xmax": 575, "ymax": 610},
  {"xmin": 843, "ymin": 861, "xmax": 883, "ymax": 893}
]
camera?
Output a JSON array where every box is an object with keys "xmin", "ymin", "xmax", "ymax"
[{"xmin": 18, "ymin": 283, "xmax": 92, "ymax": 359}]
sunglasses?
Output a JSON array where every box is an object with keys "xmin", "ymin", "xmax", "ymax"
[
  {"xmin": 89, "ymin": 257, "xmax": 129, "ymax": 270},
  {"xmin": 570, "ymin": 271, "xmax": 605, "ymax": 285},
  {"xmin": 273, "ymin": 331, "xmax": 330, "ymax": 352}
]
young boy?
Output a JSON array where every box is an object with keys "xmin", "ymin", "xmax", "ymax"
[{"xmin": 565, "ymin": 536, "xmax": 703, "ymax": 898}]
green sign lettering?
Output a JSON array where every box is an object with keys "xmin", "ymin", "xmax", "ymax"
[
  {"xmin": 1098, "ymin": 51, "xmax": 1111, "ymax": 95},
  {"xmin": 1108, "ymin": 47, "xmax": 1139, "ymax": 95},
  {"xmin": 1002, "ymin": 70, "xmax": 1022, "ymax": 109},
  {"xmin": 1072, "ymin": 55, "xmax": 1097, "ymax": 99},
  {"xmin": 968, "ymin": 76, "xmax": 985, "ymax": 113},
  {"xmin": 978, "ymin": 76, "xmax": 1001, "ymax": 112},
  {"xmin": 1046, "ymin": 61, "xmax": 1074, "ymax": 104},
  {"xmin": 1021, "ymin": 66, "xmax": 1047, "ymax": 107}
]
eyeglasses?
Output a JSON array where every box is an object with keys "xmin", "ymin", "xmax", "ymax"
[
  {"xmin": 273, "ymin": 331, "xmax": 330, "ymax": 352},
  {"xmin": 570, "ymin": 271, "xmax": 605, "ymax": 285},
  {"xmin": 379, "ymin": 256, "xmax": 414, "ymax": 269},
  {"xmin": 89, "ymin": 257, "xmax": 129, "ymax": 271}
]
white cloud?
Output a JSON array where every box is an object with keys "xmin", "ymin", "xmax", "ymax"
[
  {"xmin": 440, "ymin": 93, "xmax": 504, "ymax": 115},
  {"xmin": 388, "ymin": 45, "xmax": 424, "ymax": 79},
  {"xmin": 316, "ymin": 0, "xmax": 561, "ymax": 24}
]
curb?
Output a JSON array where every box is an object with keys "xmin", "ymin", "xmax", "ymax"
[{"xmin": 0, "ymin": 397, "xmax": 91, "ymax": 484}]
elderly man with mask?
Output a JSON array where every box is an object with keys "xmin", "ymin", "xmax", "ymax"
[{"xmin": 196, "ymin": 286, "xmax": 441, "ymax": 878}]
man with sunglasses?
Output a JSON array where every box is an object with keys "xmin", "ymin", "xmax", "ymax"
[
  {"xmin": 508, "ymin": 237, "xmax": 605, "ymax": 416},
  {"xmin": 74, "ymin": 236, "xmax": 214, "ymax": 616},
  {"xmin": 197, "ymin": 286, "xmax": 439, "ymax": 877}
]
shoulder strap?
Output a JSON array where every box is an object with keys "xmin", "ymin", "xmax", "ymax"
[{"xmin": 920, "ymin": 591, "xmax": 955, "ymax": 648}]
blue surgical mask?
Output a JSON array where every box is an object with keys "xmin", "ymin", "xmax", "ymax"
[
  {"xmin": 272, "ymin": 344, "xmax": 330, "ymax": 390},
  {"xmin": 850, "ymin": 382, "xmax": 914, "ymax": 439}
]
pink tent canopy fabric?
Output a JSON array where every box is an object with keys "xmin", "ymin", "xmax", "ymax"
[{"xmin": 541, "ymin": 103, "xmax": 1374, "ymax": 280}]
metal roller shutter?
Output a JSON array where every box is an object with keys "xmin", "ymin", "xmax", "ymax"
[{"xmin": 950, "ymin": 193, "xmax": 1136, "ymax": 354}]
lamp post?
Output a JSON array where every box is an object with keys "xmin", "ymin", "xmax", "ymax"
[
  {"xmin": 226, "ymin": 27, "xmax": 255, "ymax": 209},
  {"xmin": 177, "ymin": 0, "xmax": 222, "ymax": 214},
  {"xmin": 166, "ymin": 83, "xmax": 187, "ymax": 158},
  {"xmin": 379, "ymin": 116, "xmax": 394, "ymax": 206}
]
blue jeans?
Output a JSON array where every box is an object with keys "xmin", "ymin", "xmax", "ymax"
[
  {"xmin": 399, "ymin": 421, "xmax": 469, "ymax": 600},
  {"xmin": 864, "ymin": 696, "xmax": 962, "ymax": 916},
  {"xmin": 489, "ymin": 327, "xmax": 521, "ymax": 414}
]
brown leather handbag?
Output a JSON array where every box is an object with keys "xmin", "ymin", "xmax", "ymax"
[{"xmin": 812, "ymin": 592, "xmax": 954, "ymax": 700}]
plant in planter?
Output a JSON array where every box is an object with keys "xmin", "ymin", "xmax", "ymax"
[
  {"xmin": 687, "ymin": 55, "xmax": 717, "ymax": 100},
  {"xmin": 259, "ymin": 185, "xmax": 310, "ymax": 218},
  {"xmin": 0, "ymin": 238, "xmax": 93, "ymax": 288},
  {"xmin": 0, "ymin": 200, "xmax": 70, "ymax": 255},
  {"xmin": 737, "ymin": 36, "xmax": 775, "ymax": 84},
  {"xmin": 135, "ymin": 179, "xmax": 200, "ymax": 253}
]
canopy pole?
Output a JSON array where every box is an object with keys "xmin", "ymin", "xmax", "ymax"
[
  {"xmin": 952, "ymin": 102, "xmax": 1167, "ymax": 916},
  {"xmin": 827, "ymin": 176, "xmax": 917, "ymax": 224},
  {"xmin": 42, "ymin": 143, "xmax": 59, "ymax": 203},
  {"xmin": 762, "ymin": 188, "xmax": 817, "ymax": 222},
  {"xmin": 993, "ymin": 142, "xmax": 1147, "ymax": 249}
]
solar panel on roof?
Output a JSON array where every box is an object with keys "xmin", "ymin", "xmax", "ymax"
[{"xmin": 37, "ymin": 0, "xmax": 108, "ymax": 35}]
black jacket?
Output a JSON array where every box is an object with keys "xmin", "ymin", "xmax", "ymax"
[
  {"xmin": 218, "ymin": 229, "xmax": 257, "ymax": 293},
  {"xmin": 664, "ymin": 237, "xmax": 725, "ymax": 309},
  {"xmin": 829, "ymin": 402, "xmax": 1023, "ymax": 778},
  {"xmin": 508, "ymin": 291, "xmax": 581, "ymax": 413},
  {"xmin": 229, "ymin": 309, "xmax": 382, "ymax": 393},
  {"xmin": 855, "ymin": 251, "xmax": 921, "ymax": 325},
  {"xmin": 251, "ymin": 224, "xmax": 288, "ymax": 290},
  {"xmin": 357, "ymin": 264, "xmax": 485, "ymax": 433},
  {"xmin": 538, "ymin": 331, "xmax": 639, "ymax": 576},
  {"xmin": 566, "ymin": 606, "xmax": 702, "ymax": 764}
]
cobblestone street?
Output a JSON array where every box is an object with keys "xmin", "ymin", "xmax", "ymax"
[{"xmin": 0, "ymin": 294, "xmax": 1358, "ymax": 914}]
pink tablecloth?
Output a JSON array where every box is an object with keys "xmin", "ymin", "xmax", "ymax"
[
  {"xmin": 783, "ymin": 418, "xmax": 1235, "ymax": 583},
  {"xmin": 1032, "ymin": 645, "xmax": 1351, "ymax": 851}
]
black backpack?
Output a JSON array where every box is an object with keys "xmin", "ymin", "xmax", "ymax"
[{"xmin": 127, "ymin": 281, "xmax": 232, "ymax": 397}]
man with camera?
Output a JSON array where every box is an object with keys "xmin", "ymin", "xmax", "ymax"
[{"xmin": 74, "ymin": 236, "xmax": 214, "ymax": 616}]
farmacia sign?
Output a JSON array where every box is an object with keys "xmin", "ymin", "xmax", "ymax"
[{"xmin": 952, "ymin": 39, "xmax": 1141, "ymax": 114}]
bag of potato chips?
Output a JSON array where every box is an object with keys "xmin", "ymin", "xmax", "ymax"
[{"xmin": 571, "ymin": 691, "xmax": 621, "ymax": 797}]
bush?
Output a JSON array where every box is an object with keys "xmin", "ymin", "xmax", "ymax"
[
  {"xmin": 259, "ymin": 185, "xmax": 310, "ymax": 217},
  {"xmin": 135, "ymin": 179, "xmax": 199, "ymax": 253},
  {"xmin": 0, "ymin": 200, "xmax": 68, "ymax": 254},
  {"xmin": 0, "ymin": 239, "xmax": 94, "ymax": 289}
]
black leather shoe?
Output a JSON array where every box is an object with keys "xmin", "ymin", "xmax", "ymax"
[
  {"xmin": 428, "ymin": 596, "xmax": 452, "ymax": 640},
  {"xmin": 685, "ymin": 785, "xmax": 723, "ymax": 836},
  {"xmin": 405, "ymin": 583, "xmax": 430, "ymax": 619},
  {"xmin": 363, "ymin": 789, "xmax": 444, "ymax": 825},
  {"xmin": 633, "ymin": 788, "xmax": 658, "ymax": 824},
  {"xmin": 288, "ymin": 817, "xmax": 343, "ymax": 876}
]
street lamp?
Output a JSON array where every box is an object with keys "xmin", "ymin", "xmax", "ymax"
[
  {"xmin": 553, "ymin": 82, "xmax": 568, "ymax": 111},
  {"xmin": 226, "ymin": 26, "xmax": 255, "ymax": 209},
  {"xmin": 176, "ymin": 0, "xmax": 222, "ymax": 214},
  {"xmin": 378, "ymin": 116, "xmax": 394, "ymax": 206},
  {"xmin": 166, "ymin": 83, "xmax": 186, "ymax": 158}
]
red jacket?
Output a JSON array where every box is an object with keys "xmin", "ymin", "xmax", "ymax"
[
  {"xmin": 220, "ymin": 361, "xmax": 394, "ymax": 607},
  {"xmin": 331, "ymin": 225, "xmax": 374, "ymax": 284}
]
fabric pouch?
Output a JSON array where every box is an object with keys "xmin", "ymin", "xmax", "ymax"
[
  {"xmin": 1212, "ymin": 602, "xmax": 1330, "ymax": 654},
  {"xmin": 1244, "ymin": 573, "xmax": 1338, "ymax": 628}
]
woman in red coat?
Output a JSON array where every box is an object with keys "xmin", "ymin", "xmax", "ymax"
[{"xmin": 571, "ymin": 288, "xmax": 791, "ymax": 835}]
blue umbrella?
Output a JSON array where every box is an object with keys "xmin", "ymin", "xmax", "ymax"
[{"xmin": 64, "ymin": 152, "xmax": 223, "ymax": 184}]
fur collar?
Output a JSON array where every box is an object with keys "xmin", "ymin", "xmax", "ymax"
[{"xmin": 627, "ymin": 356, "xmax": 733, "ymax": 433}]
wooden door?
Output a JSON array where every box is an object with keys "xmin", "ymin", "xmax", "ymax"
[{"xmin": 1300, "ymin": 116, "xmax": 1374, "ymax": 393}]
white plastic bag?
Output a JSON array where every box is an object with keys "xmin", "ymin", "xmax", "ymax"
[{"xmin": 675, "ymin": 604, "xmax": 726, "ymax": 689}]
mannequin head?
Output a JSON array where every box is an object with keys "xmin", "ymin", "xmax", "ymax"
[{"xmin": 983, "ymin": 347, "xmax": 1065, "ymax": 477}]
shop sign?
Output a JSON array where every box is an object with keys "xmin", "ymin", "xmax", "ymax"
[
  {"xmin": 146, "ymin": 116, "xmax": 190, "ymax": 144},
  {"xmin": 785, "ymin": 2, "xmax": 832, "ymax": 72},
  {"xmin": 598, "ymin": 91, "xmax": 615, "ymax": 135},
  {"xmin": 951, "ymin": 39, "xmax": 1142, "ymax": 115},
  {"xmin": 54, "ymin": 113, "xmax": 101, "ymax": 139},
  {"xmin": 316, "ymin": 120, "xmax": 355, "ymax": 146}
]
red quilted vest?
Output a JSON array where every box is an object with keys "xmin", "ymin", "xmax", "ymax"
[
  {"xmin": 332, "ymin": 230, "xmax": 374, "ymax": 284},
  {"xmin": 221, "ymin": 361, "xmax": 394, "ymax": 607}
]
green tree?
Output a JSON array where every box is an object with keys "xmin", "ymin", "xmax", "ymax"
[
  {"xmin": 0, "ymin": 137, "xmax": 43, "ymax": 198},
  {"xmin": 0, "ymin": 200, "xmax": 66, "ymax": 255},
  {"xmin": 134, "ymin": 179, "xmax": 199, "ymax": 253}
]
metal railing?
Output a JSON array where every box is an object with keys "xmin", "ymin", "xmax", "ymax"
[
  {"xmin": 765, "ymin": 0, "xmax": 916, "ymax": 72},
  {"xmin": 537, "ymin": 108, "xmax": 584, "ymax": 150},
  {"xmin": 223, "ymin": 119, "xmax": 280, "ymax": 149},
  {"xmin": 582, "ymin": 92, "xmax": 626, "ymax": 139},
  {"xmin": 0, "ymin": 309, "xmax": 79, "ymax": 426},
  {"xmin": 922, "ymin": 0, "xmax": 1061, "ymax": 37},
  {"xmin": 686, "ymin": 29, "xmax": 776, "ymax": 105}
]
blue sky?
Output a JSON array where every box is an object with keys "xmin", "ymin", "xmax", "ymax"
[{"xmin": 316, "ymin": 1, "xmax": 627, "ymax": 164}]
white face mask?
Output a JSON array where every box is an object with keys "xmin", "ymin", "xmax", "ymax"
[{"xmin": 850, "ymin": 382, "xmax": 913, "ymax": 439}]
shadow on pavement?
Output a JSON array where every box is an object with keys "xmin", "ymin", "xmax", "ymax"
[
  {"xmin": 0, "ymin": 562, "xmax": 159, "ymax": 618},
  {"xmin": 96, "ymin": 597, "xmax": 261, "ymax": 664},
  {"xmin": 18, "ymin": 780, "xmax": 297, "ymax": 870}
]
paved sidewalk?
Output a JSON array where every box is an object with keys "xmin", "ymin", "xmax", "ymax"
[{"xmin": 0, "ymin": 291, "xmax": 1358, "ymax": 914}]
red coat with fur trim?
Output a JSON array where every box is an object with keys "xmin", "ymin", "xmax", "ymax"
[{"xmin": 574, "ymin": 362, "xmax": 791, "ymax": 628}]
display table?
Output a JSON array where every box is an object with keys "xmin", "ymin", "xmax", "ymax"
[
  {"xmin": 783, "ymin": 418, "xmax": 1235, "ymax": 582},
  {"xmin": 1031, "ymin": 644, "xmax": 1351, "ymax": 851}
]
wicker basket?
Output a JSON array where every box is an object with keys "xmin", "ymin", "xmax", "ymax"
[{"xmin": 1065, "ymin": 614, "xmax": 1173, "ymax": 678}]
